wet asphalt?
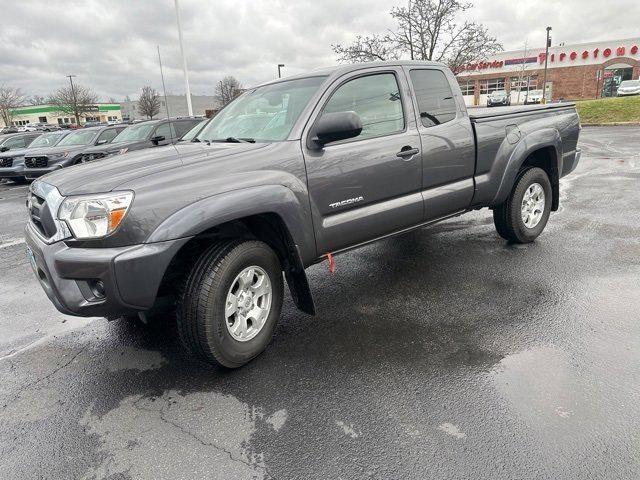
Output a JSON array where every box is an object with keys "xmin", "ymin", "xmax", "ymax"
[{"xmin": 0, "ymin": 126, "xmax": 639, "ymax": 479}]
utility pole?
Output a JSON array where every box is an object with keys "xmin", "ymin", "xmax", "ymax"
[
  {"xmin": 542, "ymin": 26, "xmax": 552, "ymax": 104},
  {"xmin": 66, "ymin": 74, "xmax": 78, "ymax": 124},
  {"xmin": 278, "ymin": 64, "xmax": 285, "ymax": 78},
  {"xmin": 157, "ymin": 46, "xmax": 171, "ymax": 121},
  {"xmin": 408, "ymin": 0, "xmax": 414, "ymax": 60},
  {"xmin": 174, "ymin": 0, "xmax": 193, "ymax": 116}
]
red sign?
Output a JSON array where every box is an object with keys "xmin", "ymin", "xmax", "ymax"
[{"xmin": 539, "ymin": 44, "xmax": 638, "ymax": 64}]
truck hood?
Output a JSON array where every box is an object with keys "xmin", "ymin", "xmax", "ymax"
[
  {"xmin": 0, "ymin": 145, "xmax": 55, "ymax": 159},
  {"xmin": 41, "ymin": 142, "xmax": 270, "ymax": 196},
  {"xmin": 83, "ymin": 139, "xmax": 147, "ymax": 155},
  {"xmin": 26, "ymin": 144, "xmax": 88, "ymax": 156}
]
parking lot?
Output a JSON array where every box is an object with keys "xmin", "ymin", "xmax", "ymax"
[{"xmin": 0, "ymin": 126, "xmax": 639, "ymax": 479}]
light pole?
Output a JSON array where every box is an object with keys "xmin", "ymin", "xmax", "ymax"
[
  {"xmin": 174, "ymin": 0, "xmax": 193, "ymax": 116},
  {"xmin": 66, "ymin": 74, "xmax": 78, "ymax": 124},
  {"xmin": 542, "ymin": 26, "xmax": 552, "ymax": 104},
  {"xmin": 278, "ymin": 64, "xmax": 285, "ymax": 79}
]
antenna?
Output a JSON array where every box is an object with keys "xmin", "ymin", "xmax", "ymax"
[{"xmin": 157, "ymin": 45, "xmax": 171, "ymax": 120}]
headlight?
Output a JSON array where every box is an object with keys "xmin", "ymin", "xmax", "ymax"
[
  {"xmin": 50, "ymin": 152, "xmax": 69, "ymax": 160},
  {"xmin": 119, "ymin": 148, "xmax": 128, "ymax": 155},
  {"xmin": 58, "ymin": 191, "xmax": 133, "ymax": 239}
]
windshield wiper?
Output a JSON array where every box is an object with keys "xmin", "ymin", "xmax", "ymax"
[{"xmin": 211, "ymin": 137, "xmax": 256, "ymax": 143}]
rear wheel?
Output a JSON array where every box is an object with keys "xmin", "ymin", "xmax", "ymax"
[
  {"xmin": 176, "ymin": 240, "xmax": 284, "ymax": 368},
  {"xmin": 493, "ymin": 167, "xmax": 552, "ymax": 243}
]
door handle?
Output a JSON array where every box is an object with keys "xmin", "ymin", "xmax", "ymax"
[{"xmin": 396, "ymin": 147, "xmax": 419, "ymax": 159}]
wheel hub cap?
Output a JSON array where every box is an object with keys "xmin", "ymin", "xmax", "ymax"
[
  {"xmin": 521, "ymin": 182, "xmax": 545, "ymax": 229},
  {"xmin": 225, "ymin": 266, "xmax": 272, "ymax": 342}
]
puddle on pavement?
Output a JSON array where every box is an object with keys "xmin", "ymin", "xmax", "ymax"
[{"xmin": 490, "ymin": 347, "xmax": 589, "ymax": 434}]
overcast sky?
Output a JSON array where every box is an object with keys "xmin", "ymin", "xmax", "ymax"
[{"xmin": 1, "ymin": 0, "xmax": 638, "ymax": 101}]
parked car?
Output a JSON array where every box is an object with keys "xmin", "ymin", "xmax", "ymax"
[
  {"xmin": 0, "ymin": 130, "xmax": 70, "ymax": 183},
  {"xmin": 81, "ymin": 117, "xmax": 201, "ymax": 162},
  {"xmin": 616, "ymin": 79, "xmax": 640, "ymax": 97},
  {"xmin": 23, "ymin": 125, "xmax": 126, "ymax": 179},
  {"xmin": 524, "ymin": 89, "xmax": 544, "ymax": 104},
  {"xmin": 486, "ymin": 90, "xmax": 511, "ymax": 107},
  {"xmin": 25, "ymin": 61, "xmax": 581, "ymax": 368},
  {"xmin": 1, "ymin": 126, "xmax": 19, "ymax": 135},
  {"xmin": 17, "ymin": 125, "xmax": 38, "ymax": 132},
  {"xmin": 178, "ymin": 118, "xmax": 209, "ymax": 142},
  {"xmin": 0, "ymin": 132, "xmax": 42, "ymax": 152},
  {"xmin": 33, "ymin": 123, "xmax": 60, "ymax": 132}
]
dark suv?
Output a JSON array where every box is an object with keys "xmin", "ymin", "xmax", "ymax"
[
  {"xmin": 0, "ymin": 131, "xmax": 71, "ymax": 183},
  {"xmin": 23, "ymin": 125, "xmax": 125, "ymax": 179},
  {"xmin": 81, "ymin": 118, "xmax": 201, "ymax": 162},
  {"xmin": 0, "ymin": 132, "xmax": 42, "ymax": 152}
]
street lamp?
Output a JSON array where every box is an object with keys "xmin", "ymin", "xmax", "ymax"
[
  {"xmin": 542, "ymin": 26, "xmax": 552, "ymax": 104},
  {"xmin": 174, "ymin": 0, "xmax": 193, "ymax": 116},
  {"xmin": 278, "ymin": 64, "xmax": 285, "ymax": 79},
  {"xmin": 66, "ymin": 74, "xmax": 78, "ymax": 124}
]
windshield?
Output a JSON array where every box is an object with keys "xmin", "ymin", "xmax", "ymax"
[
  {"xmin": 620, "ymin": 80, "xmax": 640, "ymax": 87},
  {"xmin": 112, "ymin": 123, "xmax": 156, "ymax": 143},
  {"xmin": 57, "ymin": 130, "xmax": 98, "ymax": 146},
  {"xmin": 490, "ymin": 90, "xmax": 507, "ymax": 96},
  {"xmin": 181, "ymin": 119, "xmax": 208, "ymax": 141},
  {"xmin": 29, "ymin": 132, "xmax": 67, "ymax": 148},
  {"xmin": 197, "ymin": 76, "xmax": 327, "ymax": 142}
]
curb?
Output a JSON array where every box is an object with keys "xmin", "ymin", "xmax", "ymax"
[{"xmin": 582, "ymin": 122, "xmax": 640, "ymax": 127}]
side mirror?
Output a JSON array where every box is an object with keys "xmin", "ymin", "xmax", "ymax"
[
  {"xmin": 151, "ymin": 135, "xmax": 165, "ymax": 145},
  {"xmin": 96, "ymin": 139, "xmax": 108, "ymax": 145},
  {"xmin": 0, "ymin": 146, "xmax": 8, "ymax": 152},
  {"xmin": 311, "ymin": 111, "xmax": 362, "ymax": 148}
]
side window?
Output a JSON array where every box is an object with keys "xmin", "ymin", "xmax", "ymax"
[
  {"xmin": 173, "ymin": 120, "xmax": 197, "ymax": 138},
  {"xmin": 4, "ymin": 136, "xmax": 27, "ymax": 148},
  {"xmin": 323, "ymin": 73, "xmax": 404, "ymax": 141},
  {"xmin": 409, "ymin": 69, "xmax": 457, "ymax": 128},
  {"xmin": 96, "ymin": 129, "xmax": 118, "ymax": 144},
  {"xmin": 153, "ymin": 122, "xmax": 172, "ymax": 139}
]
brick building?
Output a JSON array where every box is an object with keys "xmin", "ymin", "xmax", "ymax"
[{"xmin": 456, "ymin": 37, "xmax": 640, "ymax": 106}]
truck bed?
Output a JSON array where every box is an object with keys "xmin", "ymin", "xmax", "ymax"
[{"xmin": 468, "ymin": 103, "xmax": 576, "ymax": 121}]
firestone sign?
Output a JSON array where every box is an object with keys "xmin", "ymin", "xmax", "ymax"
[
  {"xmin": 458, "ymin": 39, "xmax": 640, "ymax": 74},
  {"xmin": 539, "ymin": 44, "xmax": 639, "ymax": 64}
]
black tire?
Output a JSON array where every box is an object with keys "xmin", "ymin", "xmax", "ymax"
[
  {"xmin": 493, "ymin": 167, "xmax": 552, "ymax": 243},
  {"xmin": 176, "ymin": 240, "xmax": 284, "ymax": 368},
  {"xmin": 11, "ymin": 176, "xmax": 27, "ymax": 184}
]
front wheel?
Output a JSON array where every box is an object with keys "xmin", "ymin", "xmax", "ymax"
[
  {"xmin": 177, "ymin": 240, "xmax": 284, "ymax": 368},
  {"xmin": 493, "ymin": 167, "xmax": 552, "ymax": 243}
]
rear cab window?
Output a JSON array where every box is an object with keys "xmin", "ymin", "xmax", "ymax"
[{"xmin": 409, "ymin": 69, "xmax": 457, "ymax": 128}]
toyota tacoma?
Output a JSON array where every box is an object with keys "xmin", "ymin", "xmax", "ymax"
[{"xmin": 24, "ymin": 61, "xmax": 581, "ymax": 368}]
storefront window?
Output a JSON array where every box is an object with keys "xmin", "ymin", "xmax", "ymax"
[
  {"xmin": 480, "ymin": 78, "xmax": 505, "ymax": 94},
  {"xmin": 458, "ymin": 81, "xmax": 475, "ymax": 96},
  {"xmin": 510, "ymin": 75, "xmax": 538, "ymax": 91}
]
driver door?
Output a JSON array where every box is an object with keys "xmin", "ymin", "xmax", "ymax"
[{"xmin": 303, "ymin": 68, "xmax": 423, "ymax": 255}]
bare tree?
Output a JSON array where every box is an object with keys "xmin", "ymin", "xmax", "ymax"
[
  {"xmin": 47, "ymin": 84, "xmax": 98, "ymax": 124},
  {"xmin": 332, "ymin": 0, "xmax": 501, "ymax": 74},
  {"xmin": 0, "ymin": 86, "xmax": 27, "ymax": 127},
  {"xmin": 29, "ymin": 94, "xmax": 46, "ymax": 106},
  {"xmin": 137, "ymin": 86, "xmax": 161, "ymax": 119},
  {"xmin": 214, "ymin": 76, "xmax": 243, "ymax": 107},
  {"xmin": 333, "ymin": 34, "xmax": 400, "ymax": 63}
]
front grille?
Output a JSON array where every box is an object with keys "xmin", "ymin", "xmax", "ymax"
[
  {"xmin": 25, "ymin": 156, "xmax": 48, "ymax": 168},
  {"xmin": 29, "ymin": 192, "xmax": 57, "ymax": 238},
  {"xmin": 0, "ymin": 157, "xmax": 13, "ymax": 168}
]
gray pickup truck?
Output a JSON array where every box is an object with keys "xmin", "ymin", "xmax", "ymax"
[{"xmin": 24, "ymin": 61, "xmax": 581, "ymax": 368}]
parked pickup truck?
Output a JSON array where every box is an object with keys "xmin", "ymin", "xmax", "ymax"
[{"xmin": 24, "ymin": 61, "xmax": 581, "ymax": 368}]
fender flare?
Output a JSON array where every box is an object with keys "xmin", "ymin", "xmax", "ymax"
[
  {"xmin": 147, "ymin": 184, "xmax": 316, "ymax": 261},
  {"xmin": 491, "ymin": 128, "xmax": 562, "ymax": 207}
]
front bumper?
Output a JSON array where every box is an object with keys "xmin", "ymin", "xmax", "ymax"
[
  {"xmin": 24, "ymin": 166, "xmax": 60, "ymax": 179},
  {"xmin": 25, "ymin": 222, "xmax": 190, "ymax": 317},
  {"xmin": 0, "ymin": 164, "xmax": 26, "ymax": 178}
]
